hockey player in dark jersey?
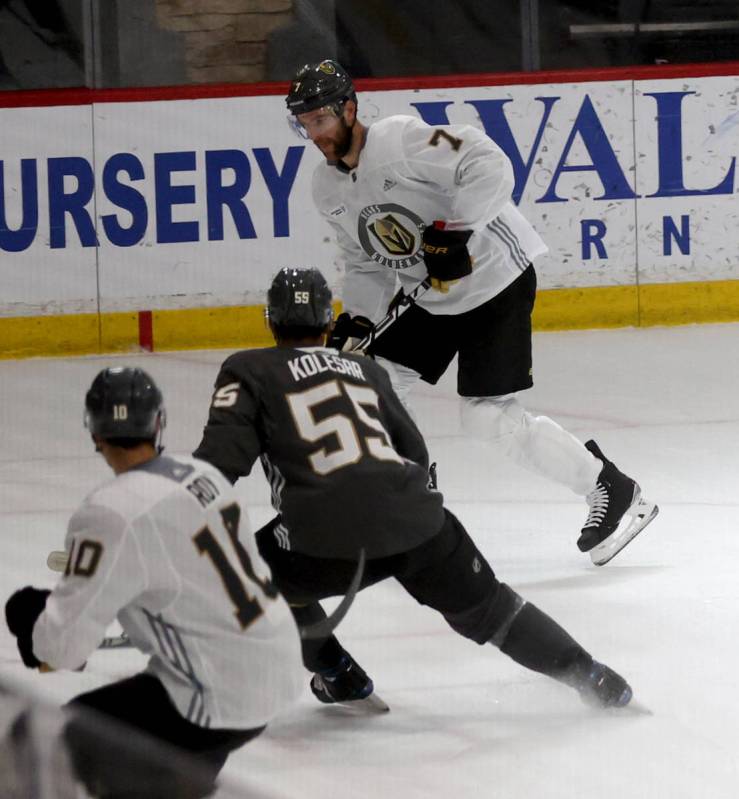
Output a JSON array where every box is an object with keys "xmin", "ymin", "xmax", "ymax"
[{"xmin": 194, "ymin": 267, "xmax": 635, "ymax": 712}]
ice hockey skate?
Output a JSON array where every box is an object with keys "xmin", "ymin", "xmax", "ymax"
[
  {"xmin": 568, "ymin": 658, "xmax": 633, "ymax": 709},
  {"xmin": 578, "ymin": 440, "xmax": 659, "ymax": 566},
  {"xmin": 311, "ymin": 654, "xmax": 389, "ymax": 713}
]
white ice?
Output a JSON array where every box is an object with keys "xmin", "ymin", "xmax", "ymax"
[{"xmin": 1, "ymin": 323, "xmax": 737, "ymax": 798}]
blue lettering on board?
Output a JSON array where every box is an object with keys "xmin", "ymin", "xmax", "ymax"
[
  {"xmin": 0, "ymin": 159, "xmax": 38, "ymax": 252},
  {"xmin": 581, "ymin": 219, "xmax": 608, "ymax": 259},
  {"xmin": 538, "ymin": 96, "xmax": 637, "ymax": 203},
  {"xmin": 205, "ymin": 149, "xmax": 255, "ymax": 241},
  {"xmin": 468, "ymin": 97, "xmax": 559, "ymax": 205},
  {"xmin": 663, "ymin": 214, "xmax": 690, "ymax": 256},
  {"xmin": 154, "ymin": 151, "xmax": 199, "ymax": 244},
  {"xmin": 101, "ymin": 153, "xmax": 148, "ymax": 247},
  {"xmin": 645, "ymin": 92, "xmax": 736, "ymax": 198},
  {"xmin": 48, "ymin": 156, "xmax": 96, "ymax": 248},
  {"xmin": 253, "ymin": 146, "xmax": 304, "ymax": 238}
]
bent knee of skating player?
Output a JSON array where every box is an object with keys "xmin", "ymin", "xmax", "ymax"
[
  {"xmin": 442, "ymin": 581, "xmax": 526, "ymax": 645},
  {"xmin": 460, "ymin": 394, "xmax": 526, "ymax": 447},
  {"xmin": 396, "ymin": 509, "xmax": 506, "ymax": 642}
]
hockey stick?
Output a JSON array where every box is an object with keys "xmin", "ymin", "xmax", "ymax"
[
  {"xmin": 349, "ymin": 278, "xmax": 431, "ymax": 355},
  {"xmin": 348, "ymin": 221, "xmax": 449, "ymax": 355},
  {"xmin": 99, "ymin": 633, "xmax": 132, "ymax": 649},
  {"xmin": 299, "ymin": 549, "xmax": 366, "ymax": 640}
]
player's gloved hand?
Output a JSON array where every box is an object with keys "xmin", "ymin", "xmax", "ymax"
[
  {"xmin": 327, "ymin": 312, "xmax": 374, "ymax": 352},
  {"xmin": 5, "ymin": 586, "xmax": 51, "ymax": 668},
  {"xmin": 421, "ymin": 226, "xmax": 473, "ymax": 293}
]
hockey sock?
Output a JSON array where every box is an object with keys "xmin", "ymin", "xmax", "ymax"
[
  {"xmin": 461, "ymin": 396, "xmax": 601, "ymax": 495},
  {"xmin": 496, "ymin": 602, "xmax": 591, "ymax": 680}
]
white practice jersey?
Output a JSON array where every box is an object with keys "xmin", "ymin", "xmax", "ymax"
[
  {"xmin": 33, "ymin": 455, "xmax": 304, "ymax": 730},
  {"xmin": 312, "ymin": 114, "xmax": 548, "ymax": 320}
]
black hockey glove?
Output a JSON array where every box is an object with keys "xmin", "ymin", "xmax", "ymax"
[
  {"xmin": 327, "ymin": 312, "xmax": 374, "ymax": 352},
  {"xmin": 5, "ymin": 586, "xmax": 51, "ymax": 668},
  {"xmin": 421, "ymin": 226, "xmax": 473, "ymax": 292}
]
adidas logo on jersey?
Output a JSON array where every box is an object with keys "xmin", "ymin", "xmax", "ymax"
[{"xmin": 383, "ymin": 179, "xmax": 397, "ymax": 191}]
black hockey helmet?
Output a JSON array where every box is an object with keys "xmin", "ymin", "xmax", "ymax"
[
  {"xmin": 84, "ymin": 367, "xmax": 166, "ymax": 441},
  {"xmin": 267, "ymin": 268, "xmax": 333, "ymax": 330},
  {"xmin": 285, "ymin": 59, "xmax": 356, "ymax": 116}
]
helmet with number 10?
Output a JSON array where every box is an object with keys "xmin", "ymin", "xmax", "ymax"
[{"xmin": 85, "ymin": 367, "xmax": 166, "ymax": 442}]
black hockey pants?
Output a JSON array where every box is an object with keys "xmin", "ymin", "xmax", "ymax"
[
  {"xmin": 64, "ymin": 673, "xmax": 263, "ymax": 799},
  {"xmin": 257, "ymin": 508, "xmax": 505, "ymax": 671}
]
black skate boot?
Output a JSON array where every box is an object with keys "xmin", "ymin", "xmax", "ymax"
[
  {"xmin": 578, "ymin": 440, "xmax": 658, "ymax": 566},
  {"xmin": 567, "ymin": 657, "xmax": 633, "ymax": 708},
  {"xmin": 311, "ymin": 654, "xmax": 389, "ymax": 713}
]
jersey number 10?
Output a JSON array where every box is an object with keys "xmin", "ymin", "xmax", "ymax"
[{"xmin": 194, "ymin": 502, "xmax": 278, "ymax": 630}]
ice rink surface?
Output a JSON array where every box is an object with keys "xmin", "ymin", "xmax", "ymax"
[{"xmin": 1, "ymin": 322, "xmax": 737, "ymax": 798}]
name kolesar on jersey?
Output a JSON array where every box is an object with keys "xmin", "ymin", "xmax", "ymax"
[
  {"xmin": 0, "ymin": 90, "xmax": 734, "ymax": 257},
  {"xmin": 287, "ymin": 351, "xmax": 366, "ymax": 383}
]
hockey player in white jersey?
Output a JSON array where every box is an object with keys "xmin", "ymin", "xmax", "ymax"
[
  {"xmin": 286, "ymin": 59, "xmax": 658, "ymax": 565},
  {"xmin": 5, "ymin": 367, "xmax": 304, "ymax": 798}
]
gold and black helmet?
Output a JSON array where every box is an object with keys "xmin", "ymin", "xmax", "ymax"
[
  {"xmin": 285, "ymin": 59, "xmax": 356, "ymax": 116},
  {"xmin": 85, "ymin": 367, "xmax": 165, "ymax": 440}
]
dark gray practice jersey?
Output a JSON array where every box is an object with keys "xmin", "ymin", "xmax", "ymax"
[{"xmin": 194, "ymin": 346, "xmax": 445, "ymax": 559}]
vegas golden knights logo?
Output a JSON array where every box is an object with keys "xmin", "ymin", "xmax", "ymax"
[{"xmin": 368, "ymin": 214, "xmax": 415, "ymax": 256}]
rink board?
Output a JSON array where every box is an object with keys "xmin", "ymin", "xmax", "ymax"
[{"xmin": 0, "ymin": 63, "xmax": 737, "ymax": 357}]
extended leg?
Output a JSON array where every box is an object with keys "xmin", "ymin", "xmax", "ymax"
[
  {"xmin": 461, "ymin": 395, "xmax": 658, "ymax": 562},
  {"xmin": 485, "ymin": 585, "xmax": 632, "ymax": 707},
  {"xmin": 396, "ymin": 510, "xmax": 632, "ymax": 708},
  {"xmin": 460, "ymin": 394, "xmax": 601, "ymax": 494}
]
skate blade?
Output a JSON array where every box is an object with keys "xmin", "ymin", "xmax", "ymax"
[
  {"xmin": 590, "ymin": 498, "xmax": 659, "ymax": 566},
  {"xmin": 592, "ymin": 698, "xmax": 653, "ymax": 716},
  {"xmin": 331, "ymin": 693, "xmax": 390, "ymax": 714},
  {"xmin": 621, "ymin": 698, "xmax": 653, "ymax": 716}
]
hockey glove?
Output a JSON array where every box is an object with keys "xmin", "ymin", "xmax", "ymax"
[
  {"xmin": 327, "ymin": 312, "xmax": 374, "ymax": 352},
  {"xmin": 421, "ymin": 226, "xmax": 473, "ymax": 293},
  {"xmin": 5, "ymin": 586, "xmax": 51, "ymax": 668}
]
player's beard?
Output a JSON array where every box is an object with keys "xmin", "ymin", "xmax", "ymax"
[{"xmin": 316, "ymin": 117, "xmax": 353, "ymax": 162}]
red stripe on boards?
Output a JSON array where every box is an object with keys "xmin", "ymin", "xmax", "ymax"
[
  {"xmin": 138, "ymin": 310, "xmax": 153, "ymax": 352},
  {"xmin": 1, "ymin": 61, "xmax": 738, "ymax": 108}
]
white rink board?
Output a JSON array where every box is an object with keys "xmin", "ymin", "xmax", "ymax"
[
  {"xmin": 91, "ymin": 95, "xmax": 333, "ymax": 312},
  {"xmin": 0, "ymin": 72, "xmax": 737, "ymax": 316},
  {"xmin": 633, "ymin": 79, "xmax": 739, "ymax": 284},
  {"xmin": 0, "ymin": 105, "xmax": 98, "ymax": 316},
  {"xmin": 358, "ymin": 80, "xmax": 639, "ymax": 290}
]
